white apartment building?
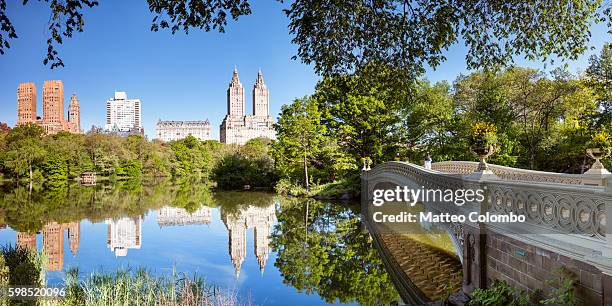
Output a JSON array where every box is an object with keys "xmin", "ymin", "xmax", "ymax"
[
  {"xmin": 155, "ymin": 119, "xmax": 212, "ymax": 142},
  {"xmin": 105, "ymin": 91, "xmax": 142, "ymax": 132}
]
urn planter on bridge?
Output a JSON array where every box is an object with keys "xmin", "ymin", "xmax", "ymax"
[
  {"xmin": 470, "ymin": 145, "xmax": 496, "ymax": 172},
  {"xmin": 583, "ymin": 148, "xmax": 611, "ymax": 186},
  {"xmin": 586, "ymin": 148, "xmax": 611, "ymax": 170},
  {"xmin": 468, "ymin": 122, "xmax": 499, "ymax": 177}
]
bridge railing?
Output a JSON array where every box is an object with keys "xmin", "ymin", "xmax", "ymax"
[
  {"xmin": 362, "ymin": 161, "xmax": 612, "ymax": 273},
  {"xmin": 431, "ymin": 161, "xmax": 583, "ymax": 185}
]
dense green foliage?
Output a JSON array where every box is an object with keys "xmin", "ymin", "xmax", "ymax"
[
  {"xmin": 272, "ymin": 44, "xmax": 611, "ymax": 184},
  {"xmin": 0, "ymin": 127, "xmax": 277, "ymax": 189},
  {"xmin": 212, "ymin": 138, "xmax": 277, "ymax": 190},
  {"xmin": 468, "ymin": 268, "xmax": 577, "ymax": 306},
  {"xmin": 1, "ymin": 1, "xmax": 609, "ymax": 74}
]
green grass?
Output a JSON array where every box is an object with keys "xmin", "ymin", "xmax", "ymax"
[
  {"xmin": 0, "ymin": 245, "xmax": 254, "ymax": 306},
  {"xmin": 275, "ymin": 175, "xmax": 360, "ymax": 200},
  {"xmin": 61, "ymin": 267, "xmax": 254, "ymax": 306}
]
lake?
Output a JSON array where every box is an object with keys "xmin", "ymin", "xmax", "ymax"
[{"xmin": 0, "ymin": 181, "xmax": 401, "ymax": 305}]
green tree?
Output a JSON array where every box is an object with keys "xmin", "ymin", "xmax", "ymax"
[
  {"xmin": 273, "ymin": 97, "xmax": 325, "ymax": 190},
  {"xmin": 585, "ymin": 42, "xmax": 612, "ymax": 129},
  {"xmin": 402, "ymin": 80, "xmax": 455, "ymax": 162},
  {"xmin": 504, "ymin": 68, "xmax": 577, "ymax": 169},
  {"xmin": 41, "ymin": 152, "xmax": 68, "ymax": 181},
  {"xmin": 315, "ymin": 72, "xmax": 402, "ymax": 164},
  {"xmin": 4, "ymin": 124, "xmax": 46, "ymax": 181}
]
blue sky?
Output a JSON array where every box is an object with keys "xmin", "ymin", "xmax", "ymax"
[{"xmin": 0, "ymin": 1, "xmax": 609, "ymax": 139}]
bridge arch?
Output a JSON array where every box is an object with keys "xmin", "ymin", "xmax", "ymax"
[{"xmin": 362, "ymin": 160, "xmax": 612, "ymax": 304}]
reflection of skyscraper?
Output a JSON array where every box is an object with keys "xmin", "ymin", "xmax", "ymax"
[
  {"xmin": 157, "ymin": 207, "xmax": 212, "ymax": 226},
  {"xmin": 222, "ymin": 204, "xmax": 276, "ymax": 277},
  {"xmin": 16, "ymin": 232, "xmax": 37, "ymax": 251},
  {"xmin": 225, "ymin": 214, "xmax": 247, "ymax": 278},
  {"xmin": 42, "ymin": 222, "xmax": 64, "ymax": 271},
  {"xmin": 67, "ymin": 222, "xmax": 80, "ymax": 256},
  {"xmin": 106, "ymin": 217, "xmax": 142, "ymax": 257}
]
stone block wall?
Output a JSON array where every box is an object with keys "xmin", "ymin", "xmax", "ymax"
[{"xmin": 485, "ymin": 232, "xmax": 603, "ymax": 305}]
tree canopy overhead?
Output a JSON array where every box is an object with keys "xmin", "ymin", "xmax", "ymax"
[{"xmin": 0, "ymin": 0, "xmax": 610, "ymax": 73}]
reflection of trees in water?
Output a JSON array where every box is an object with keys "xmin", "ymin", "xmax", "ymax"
[
  {"xmin": 270, "ymin": 197, "xmax": 400, "ymax": 305},
  {"xmin": 0, "ymin": 180, "xmax": 215, "ymax": 232},
  {"xmin": 214, "ymin": 191, "xmax": 276, "ymax": 216}
]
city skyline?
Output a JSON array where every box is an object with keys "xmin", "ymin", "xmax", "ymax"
[{"xmin": 0, "ymin": 2, "xmax": 608, "ymax": 140}]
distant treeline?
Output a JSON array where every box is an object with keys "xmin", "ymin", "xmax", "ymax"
[{"xmin": 0, "ymin": 124, "xmax": 275, "ymax": 189}]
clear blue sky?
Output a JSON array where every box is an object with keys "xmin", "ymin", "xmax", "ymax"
[{"xmin": 0, "ymin": 1, "xmax": 609, "ymax": 139}]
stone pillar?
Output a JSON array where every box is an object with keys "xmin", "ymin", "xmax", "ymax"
[
  {"xmin": 582, "ymin": 160, "xmax": 610, "ymax": 186},
  {"xmin": 462, "ymin": 223, "xmax": 487, "ymax": 294},
  {"xmin": 602, "ymin": 273, "xmax": 612, "ymax": 306}
]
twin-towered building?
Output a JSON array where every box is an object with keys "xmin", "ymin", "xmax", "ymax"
[
  {"xmin": 155, "ymin": 68, "xmax": 275, "ymax": 144},
  {"xmin": 220, "ymin": 68, "xmax": 275, "ymax": 145},
  {"xmin": 17, "ymin": 80, "xmax": 81, "ymax": 134}
]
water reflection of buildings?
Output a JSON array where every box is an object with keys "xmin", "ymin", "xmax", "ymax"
[
  {"xmin": 16, "ymin": 221, "xmax": 81, "ymax": 271},
  {"xmin": 106, "ymin": 217, "xmax": 142, "ymax": 257},
  {"xmin": 222, "ymin": 204, "xmax": 276, "ymax": 278},
  {"xmin": 157, "ymin": 207, "xmax": 212, "ymax": 227}
]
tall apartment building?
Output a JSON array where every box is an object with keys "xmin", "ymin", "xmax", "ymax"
[
  {"xmin": 16, "ymin": 80, "xmax": 81, "ymax": 134},
  {"xmin": 68, "ymin": 94, "xmax": 81, "ymax": 133},
  {"xmin": 17, "ymin": 82, "xmax": 37, "ymax": 125},
  {"xmin": 220, "ymin": 68, "xmax": 275, "ymax": 145},
  {"xmin": 155, "ymin": 119, "xmax": 212, "ymax": 142},
  {"xmin": 105, "ymin": 91, "xmax": 142, "ymax": 134},
  {"xmin": 42, "ymin": 80, "xmax": 69, "ymax": 134}
]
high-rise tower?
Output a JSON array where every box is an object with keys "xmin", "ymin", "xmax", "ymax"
[
  {"xmin": 17, "ymin": 83, "xmax": 37, "ymax": 125},
  {"xmin": 68, "ymin": 94, "xmax": 81, "ymax": 133},
  {"xmin": 42, "ymin": 80, "xmax": 64, "ymax": 124},
  {"xmin": 227, "ymin": 67, "xmax": 245, "ymax": 117},
  {"xmin": 41, "ymin": 80, "xmax": 65, "ymax": 134},
  {"xmin": 105, "ymin": 92, "xmax": 142, "ymax": 134},
  {"xmin": 252, "ymin": 70, "xmax": 269, "ymax": 117}
]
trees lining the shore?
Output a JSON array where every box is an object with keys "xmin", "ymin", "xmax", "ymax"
[{"xmin": 0, "ymin": 125, "xmax": 276, "ymax": 186}]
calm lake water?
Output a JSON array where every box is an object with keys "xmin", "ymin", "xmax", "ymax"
[{"xmin": 0, "ymin": 181, "xmax": 401, "ymax": 305}]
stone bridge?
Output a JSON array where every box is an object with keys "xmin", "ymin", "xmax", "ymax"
[{"xmin": 361, "ymin": 160, "xmax": 612, "ymax": 305}]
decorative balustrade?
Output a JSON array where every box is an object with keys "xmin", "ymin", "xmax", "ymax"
[
  {"xmin": 431, "ymin": 161, "xmax": 584, "ymax": 185},
  {"xmin": 363, "ymin": 161, "xmax": 611, "ymax": 241}
]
